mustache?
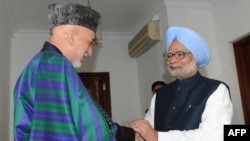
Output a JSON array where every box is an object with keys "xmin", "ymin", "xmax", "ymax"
[{"xmin": 168, "ymin": 64, "xmax": 181, "ymax": 68}]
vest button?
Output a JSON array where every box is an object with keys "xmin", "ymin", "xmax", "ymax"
[{"xmin": 172, "ymin": 106, "xmax": 176, "ymax": 110}]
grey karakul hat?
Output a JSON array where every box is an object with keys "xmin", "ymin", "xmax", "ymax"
[{"xmin": 48, "ymin": 2, "xmax": 101, "ymax": 32}]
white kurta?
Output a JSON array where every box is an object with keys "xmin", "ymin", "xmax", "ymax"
[{"xmin": 145, "ymin": 84, "xmax": 233, "ymax": 141}]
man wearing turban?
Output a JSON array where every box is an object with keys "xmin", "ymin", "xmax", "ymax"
[
  {"xmin": 13, "ymin": 2, "xmax": 134, "ymax": 141},
  {"xmin": 129, "ymin": 26, "xmax": 233, "ymax": 141}
]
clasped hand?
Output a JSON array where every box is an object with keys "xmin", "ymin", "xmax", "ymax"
[{"xmin": 128, "ymin": 119, "xmax": 158, "ymax": 141}]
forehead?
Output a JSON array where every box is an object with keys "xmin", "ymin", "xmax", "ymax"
[
  {"xmin": 153, "ymin": 84, "xmax": 164, "ymax": 89},
  {"xmin": 168, "ymin": 40, "xmax": 190, "ymax": 52}
]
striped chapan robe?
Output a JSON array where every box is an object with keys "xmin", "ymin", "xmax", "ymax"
[{"xmin": 14, "ymin": 42, "xmax": 117, "ymax": 141}]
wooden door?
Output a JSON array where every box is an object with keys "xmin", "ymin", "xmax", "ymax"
[
  {"xmin": 78, "ymin": 72, "xmax": 112, "ymax": 117},
  {"xmin": 233, "ymin": 35, "xmax": 250, "ymax": 124}
]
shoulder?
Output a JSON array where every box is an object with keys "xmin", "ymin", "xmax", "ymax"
[{"xmin": 200, "ymin": 75, "xmax": 227, "ymax": 86}]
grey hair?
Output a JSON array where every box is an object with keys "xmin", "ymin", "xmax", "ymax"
[{"xmin": 48, "ymin": 2, "xmax": 100, "ymax": 33}]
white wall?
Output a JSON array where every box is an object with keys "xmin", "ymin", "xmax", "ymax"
[
  {"xmin": 0, "ymin": 0, "xmax": 13, "ymax": 140},
  {"xmin": 212, "ymin": 0, "xmax": 250, "ymax": 124},
  {"xmin": 164, "ymin": 0, "xmax": 246, "ymax": 124}
]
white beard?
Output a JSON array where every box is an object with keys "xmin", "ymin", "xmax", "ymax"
[
  {"xmin": 167, "ymin": 59, "xmax": 197, "ymax": 80},
  {"xmin": 72, "ymin": 60, "xmax": 82, "ymax": 68},
  {"xmin": 72, "ymin": 52, "xmax": 85, "ymax": 68}
]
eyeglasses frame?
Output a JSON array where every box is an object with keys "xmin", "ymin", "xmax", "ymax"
[{"xmin": 163, "ymin": 51, "xmax": 191, "ymax": 60}]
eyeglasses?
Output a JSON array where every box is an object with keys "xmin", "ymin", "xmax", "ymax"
[{"xmin": 163, "ymin": 51, "xmax": 191, "ymax": 60}]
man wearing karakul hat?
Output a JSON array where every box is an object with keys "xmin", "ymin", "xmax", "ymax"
[
  {"xmin": 13, "ymin": 2, "xmax": 134, "ymax": 141},
  {"xmin": 129, "ymin": 26, "xmax": 233, "ymax": 141}
]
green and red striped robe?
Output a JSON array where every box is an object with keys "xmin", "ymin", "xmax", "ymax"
[{"xmin": 13, "ymin": 42, "xmax": 117, "ymax": 141}]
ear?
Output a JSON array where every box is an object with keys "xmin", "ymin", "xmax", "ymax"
[{"xmin": 67, "ymin": 30, "xmax": 75, "ymax": 46}]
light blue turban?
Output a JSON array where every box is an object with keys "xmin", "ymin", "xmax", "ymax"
[{"xmin": 166, "ymin": 26, "xmax": 210, "ymax": 68}]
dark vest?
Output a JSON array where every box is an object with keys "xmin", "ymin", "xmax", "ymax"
[{"xmin": 154, "ymin": 72, "xmax": 225, "ymax": 131}]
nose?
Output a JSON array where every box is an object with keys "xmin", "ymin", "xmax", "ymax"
[
  {"xmin": 86, "ymin": 46, "xmax": 92, "ymax": 56},
  {"xmin": 166, "ymin": 55, "xmax": 178, "ymax": 64}
]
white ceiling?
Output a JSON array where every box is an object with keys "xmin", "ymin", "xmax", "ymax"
[{"xmin": 6, "ymin": 0, "xmax": 220, "ymax": 33}]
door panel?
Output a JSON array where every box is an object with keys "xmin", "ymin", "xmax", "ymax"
[
  {"xmin": 233, "ymin": 36, "xmax": 250, "ymax": 124},
  {"xmin": 78, "ymin": 72, "xmax": 112, "ymax": 117}
]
